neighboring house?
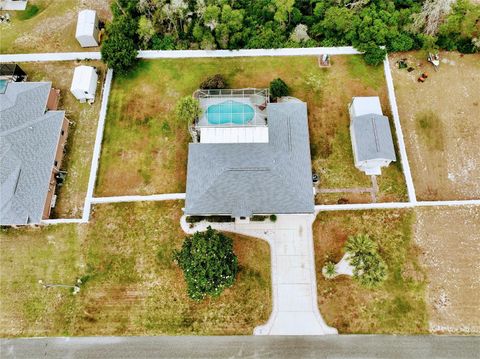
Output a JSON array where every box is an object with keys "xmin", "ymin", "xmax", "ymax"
[
  {"xmin": 0, "ymin": 0, "xmax": 28, "ymax": 11},
  {"xmin": 185, "ymin": 89, "xmax": 314, "ymax": 221},
  {"xmin": 349, "ymin": 97, "xmax": 396, "ymax": 176},
  {"xmin": 0, "ymin": 80, "xmax": 68, "ymax": 225},
  {"xmin": 75, "ymin": 9, "xmax": 100, "ymax": 48},
  {"xmin": 70, "ymin": 65, "xmax": 98, "ymax": 103}
]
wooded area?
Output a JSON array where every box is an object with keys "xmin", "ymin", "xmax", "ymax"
[{"xmin": 101, "ymin": 0, "xmax": 480, "ymax": 72}]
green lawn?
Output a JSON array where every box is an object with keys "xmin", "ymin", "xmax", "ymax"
[
  {"xmin": 313, "ymin": 209, "xmax": 428, "ymax": 334},
  {"xmin": 97, "ymin": 56, "xmax": 406, "ymax": 202},
  {"xmin": 0, "ymin": 202, "xmax": 271, "ymax": 336},
  {"xmin": 19, "ymin": 61, "xmax": 106, "ymax": 218}
]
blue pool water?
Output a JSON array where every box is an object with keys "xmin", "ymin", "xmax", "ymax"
[
  {"xmin": 0, "ymin": 80, "xmax": 8, "ymax": 94},
  {"xmin": 206, "ymin": 100, "xmax": 255, "ymax": 125}
]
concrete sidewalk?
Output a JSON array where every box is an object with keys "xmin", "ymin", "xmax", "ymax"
[{"xmin": 181, "ymin": 215, "xmax": 337, "ymax": 335}]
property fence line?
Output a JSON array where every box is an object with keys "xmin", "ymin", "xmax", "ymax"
[
  {"xmin": 315, "ymin": 199, "xmax": 480, "ymax": 213},
  {"xmin": 383, "ymin": 56, "xmax": 417, "ymax": 203},
  {"xmin": 0, "ymin": 47, "xmax": 361, "ymax": 63},
  {"xmin": 81, "ymin": 68, "xmax": 113, "ymax": 223},
  {"xmin": 0, "ymin": 52, "xmax": 101, "ymax": 63},
  {"xmin": 90, "ymin": 193, "xmax": 186, "ymax": 204},
  {"xmin": 40, "ymin": 218, "xmax": 84, "ymax": 225}
]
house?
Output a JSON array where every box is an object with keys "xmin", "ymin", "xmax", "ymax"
[
  {"xmin": 70, "ymin": 65, "xmax": 98, "ymax": 103},
  {"xmin": 0, "ymin": 80, "xmax": 68, "ymax": 225},
  {"xmin": 75, "ymin": 9, "xmax": 100, "ymax": 47},
  {"xmin": 185, "ymin": 89, "xmax": 314, "ymax": 221},
  {"xmin": 349, "ymin": 97, "xmax": 396, "ymax": 176},
  {"xmin": 0, "ymin": 0, "xmax": 28, "ymax": 11}
]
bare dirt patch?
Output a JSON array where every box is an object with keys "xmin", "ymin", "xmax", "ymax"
[
  {"xmin": 390, "ymin": 51, "xmax": 480, "ymax": 200},
  {"xmin": 414, "ymin": 206, "xmax": 480, "ymax": 333}
]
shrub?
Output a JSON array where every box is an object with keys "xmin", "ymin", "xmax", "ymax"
[
  {"xmin": 345, "ymin": 234, "xmax": 387, "ymax": 288},
  {"xmin": 174, "ymin": 227, "xmax": 239, "ymax": 300},
  {"xmin": 269, "ymin": 78, "xmax": 289, "ymax": 99},
  {"xmin": 251, "ymin": 215, "xmax": 268, "ymax": 222},
  {"xmin": 269, "ymin": 214, "xmax": 277, "ymax": 222},
  {"xmin": 185, "ymin": 216, "xmax": 235, "ymax": 223},
  {"xmin": 200, "ymin": 74, "xmax": 228, "ymax": 89},
  {"xmin": 175, "ymin": 96, "xmax": 202, "ymax": 124},
  {"xmin": 363, "ymin": 46, "xmax": 387, "ymax": 66},
  {"xmin": 101, "ymin": 16, "xmax": 138, "ymax": 74},
  {"xmin": 322, "ymin": 261, "xmax": 337, "ymax": 279}
]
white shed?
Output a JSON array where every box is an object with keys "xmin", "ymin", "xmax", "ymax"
[
  {"xmin": 349, "ymin": 97, "xmax": 396, "ymax": 176},
  {"xmin": 75, "ymin": 10, "xmax": 100, "ymax": 47},
  {"xmin": 70, "ymin": 66, "xmax": 98, "ymax": 103}
]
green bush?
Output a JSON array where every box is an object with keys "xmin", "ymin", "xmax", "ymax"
[
  {"xmin": 101, "ymin": 16, "xmax": 138, "ymax": 74},
  {"xmin": 174, "ymin": 227, "xmax": 239, "ymax": 300},
  {"xmin": 185, "ymin": 216, "xmax": 235, "ymax": 224},
  {"xmin": 363, "ymin": 46, "xmax": 387, "ymax": 67},
  {"xmin": 322, "ymin": 261, "xmax": 337, "ymax": 279},
  {"xmin": 345, "ymin": 234, "xmax": 387, "ymax": 288},
  {"xmin": 269, "ymin": 78, "xmax": 289, "ymax": 99},
  {"xmin": 269, "ymin": 214, "xmax": 277, "ymax": 222},
  {"xmin": 175, "ymin": 96, "xmax": 202, "ymax": 124}
]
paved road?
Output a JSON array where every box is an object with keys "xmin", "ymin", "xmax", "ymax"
[{"xmin": 2, "ymin": 335, "xmax": 479, "ymax": 359}]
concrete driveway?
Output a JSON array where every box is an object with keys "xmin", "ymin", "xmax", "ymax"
[{"xmin": 181, "ymin": 214, "xmax": 337, "ymax": 335}]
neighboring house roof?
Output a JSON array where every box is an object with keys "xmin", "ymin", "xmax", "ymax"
[
  {"xmin": 350, "ymin": 96, "xmax": 383, "ymax": 117},
  {"xmin": 351, "ymin": 113, "xmax": 396, "ymax": 162},
  {"xmin": 0, "ymin": 82, "xmax": 65, "ymax": 225},
  {"xmin": 185, "ymin": 102, "xmax": 314, "ymax": 217}
]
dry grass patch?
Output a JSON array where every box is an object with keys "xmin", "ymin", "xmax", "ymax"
[
  {"xmin": 314, "ymin": 209, "xmax": 427, "ymax": 334},
  {"xmin": 19, "ymin": 61, "xmax": 107, "ymax": 218},
  {"xmin": 390, "ymin": 51, "xmax": 480, "ymax": 200},
  {"xmin": 414, "ymin": 206, "xmax": 480, "ymax": 334},
  {"xmin": 0, "ymin": 0, "xmax": 111, "ymax": 54},
  {"xmin": 0, "ymin": 201, "xmax": 271, "ymax": 337}
]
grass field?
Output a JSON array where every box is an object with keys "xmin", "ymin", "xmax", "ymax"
[
  {"xmin": 97, "ymin": 56, "xmax": 406, "ymax": 203},
  {"xmin": 313, "ymin": 209, "xmax": 428, "ymax": 334},
  {"xmin": 0, "ymin": 201, "xmax": 271, "ymax": 337},
  {"xmin": 19, "ymin": 61, "xmax": 106, "ymax": 218},
  {"xmin": 0, "ymin": 0, "xmax": 111, "ymax": 54},
  {"xmin": 390, "ymin": 51, "xmax": 480, "ymax": 200}
]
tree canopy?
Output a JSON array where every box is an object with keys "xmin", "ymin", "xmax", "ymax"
[
  {"xmin": 174, "ymin": 227, "xmax": 239, "ymax": 300},
  {"xmin": 102, "ymin": 0, "xmax": 480, "ymax": 72}
]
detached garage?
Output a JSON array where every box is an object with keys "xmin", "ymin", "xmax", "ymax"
[
  {"xmin": 70, "ymin": 65, "xmax": 98, "ymax": 103},
  {"xmin": 75, "ymin": 9, "xmax": 100, "ymax": 47}
]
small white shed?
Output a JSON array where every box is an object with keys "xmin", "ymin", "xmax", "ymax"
[
  {"xmin": 349, "ymin": 97, "xmax": 396, "ymax": 176},
  {"xmin": 75, "ymin": 10, "xmax": 100, "ymax": 47},
  {"xmin": 70, "ymin": 66, "xmax": 98, "ymax": 103}
]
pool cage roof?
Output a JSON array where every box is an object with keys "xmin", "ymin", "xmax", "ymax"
[
  {"xmin": 193, "ymin": 88, "xmax": 270, "ymax": 128},
  {"xmin": 0, "ymin": 64, "xmax": 27, "ymax": 82}
]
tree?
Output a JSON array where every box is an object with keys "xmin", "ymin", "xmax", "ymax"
[
  {"xmin": 322, "ymin": 261, "xmax": 337, "ymax": 279},
  {"xmin": 137, "ymin": 15, "xmax": 156, "ymax": 47},
  {"xmin": 174, "ymin": 227, "xmax": 239, "ymax": 300},
  {"xmin": 200, "ymin": 74, "xmax": 227, "ymax": 89},
  {"xmin": 363, "ymin": 46, "xmax": 387, "ymax": 66},
  {"xmin": 411, "ymin": 0, "xmax": 456, "ymax": 36},
  {"xmin": 101, "ymin": 16, "xmax": 138, "ymax": 74},
  {"xmin": 175, "ymin": 96, "xmax": 202, "ymax": 124},
  {"xmin": 345, "ymin": 234, "xmax": 387, "ymax": 288},
  {"xmin": 274, "ymin": 0, "xmax": 295, "ymax": 26},
  {"xmin": 269, "ymin": 78, "xmax": 289, "ymax": 99}
]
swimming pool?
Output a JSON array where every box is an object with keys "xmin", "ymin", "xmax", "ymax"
[{"xmin": 206, "ymin": 100, "xmax": 255, "ymax": 125}]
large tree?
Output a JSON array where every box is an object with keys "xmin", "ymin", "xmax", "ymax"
[{"xmin": 174, "ymin": 227, "xmax": 239, "ymax": 300}]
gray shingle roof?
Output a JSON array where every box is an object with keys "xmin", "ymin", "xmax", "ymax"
[
  {"xmin": 185, "ymin": 102, "xmax": 314, "ymax": 217},
  {"xmin": 0, "ymin": 82, "xmax": 65, "ymax": 225},
  {"xmin": 351, "ymin": 114, "xmax": 396, "ymax": 162}
]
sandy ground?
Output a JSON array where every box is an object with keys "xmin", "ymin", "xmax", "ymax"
[
  {"xmin": 414, "ymin": 206, "xmax": 480, "ymax": 333},
  {"xmin": 390, "ymin": 52, "xmax": 480, "ymax": 200}
]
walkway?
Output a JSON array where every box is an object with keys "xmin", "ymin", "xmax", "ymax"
[{"xmin": 181, "ymin": 215, "xmax": 337, "ymax": 335}]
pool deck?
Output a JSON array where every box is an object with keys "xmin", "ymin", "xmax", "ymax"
[{"xmin": 197, "ymin": 97, "xmax": 266, "ymax": 127}]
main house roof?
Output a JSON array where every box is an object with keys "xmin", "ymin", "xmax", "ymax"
[
  {"xmin": 185, "ymin": 102, "xmax": 314, "ymax": 217},
  {"xmin": 0, "ymin": 82, "xmax": 65, "ymax": 225},
  {"xmin": 351, "ymin": 113, "xmax": 396, "ymax": 162}
]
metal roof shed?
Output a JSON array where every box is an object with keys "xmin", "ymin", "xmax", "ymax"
[
  {"xmin": 70, "ymin": 65, "xmax": 98, "ymax": 103},
  {"xmin": 75, "ymin": 9, "xmax": 99, "ymax": 47}
]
